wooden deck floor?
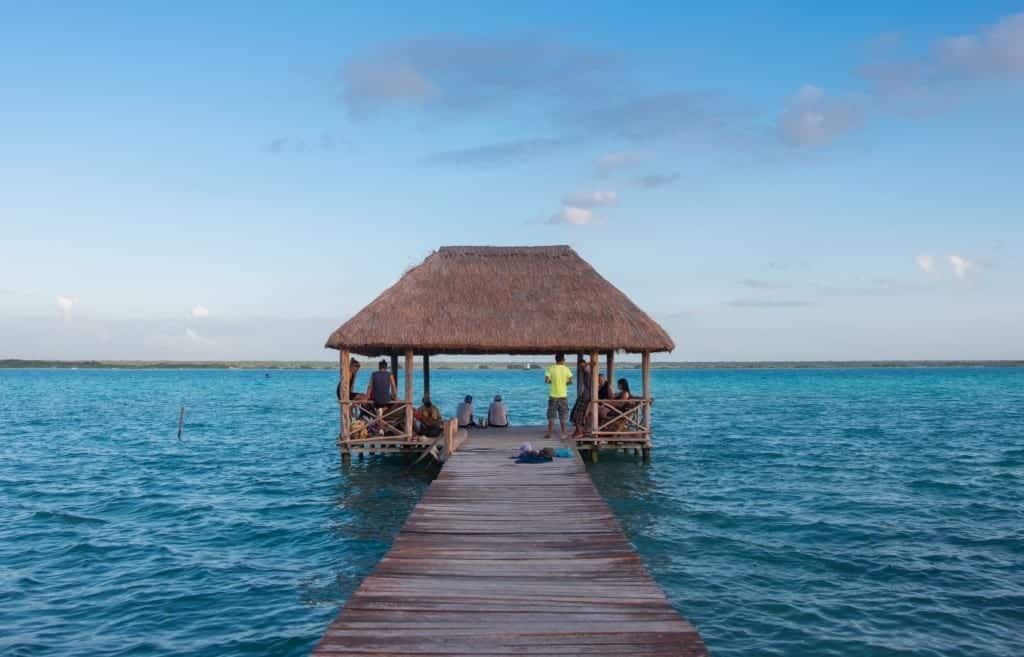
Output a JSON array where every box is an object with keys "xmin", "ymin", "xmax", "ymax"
[{"xmin": 313, "ymin": 426, "xmax": 707, "ymax": 657}]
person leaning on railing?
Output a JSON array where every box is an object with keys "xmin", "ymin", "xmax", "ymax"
[
  {"xmin": 606, "ymin": 378, "xmax": 637, "ymax": 432},
  {"xmin": 366, "ymin": 359, "xmax": 397, "ymax": 409}
]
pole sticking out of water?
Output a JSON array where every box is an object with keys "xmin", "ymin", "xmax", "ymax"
[{"xmin": 177, "ymin": 406, "xmax": 185, "ymax": 439}]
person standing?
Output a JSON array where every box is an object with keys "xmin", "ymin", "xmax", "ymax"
[
  {"xmin": 569, "ymin": 358, "xmax": 591, "ymax": 439},
  {"xmin": 544, "ymin": 353, "xmax": 573, "ymax": 438},
  {"xmin": 336, "ymin": 358, "xmax": 362, "ymax": 401},
  {"xmin": 366, "ymin": 359, "xmax": 397, "ymax": 409}
]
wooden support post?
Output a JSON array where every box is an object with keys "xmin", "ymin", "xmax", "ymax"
[
  {"xmin": 642, "ymin": 351, "xmax": 650, "ymax": 399},
  {"xmin": 589, "ymin": 350, "xmax": 599, "ymax": 439},
  {"xmin": 606, "ymin": 350, "xmax": 615, "ymax": 391},
  {"xmin": 423, "ymin": 353, "xmax": 431, "ymax": 397},
  {"xmin": 642, "ymin": 351, "xmax": 651, "ymax": 442},
  {"xmin": 340, "ymin": 350, "xmax": 351, "ymax": 465},
  {"xmin": 576, "ymin": 353, "xmax": 584, "ymax": 399},
  {"xmin": 391, "ymin": 354, "xmax": 399, "ymax": 384},
  {"xmin": 404, "ymin": 349, "xmax": 414, "ymax": 437}
]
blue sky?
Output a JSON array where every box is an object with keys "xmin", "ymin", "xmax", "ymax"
[{"xmin": 2, "ymin": 2, "xmax": 1022, "ymax": 360}]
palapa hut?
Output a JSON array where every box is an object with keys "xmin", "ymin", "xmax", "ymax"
[{"xmin": 325, "ymin": 245, "xmax": 674, "ymax": 462}]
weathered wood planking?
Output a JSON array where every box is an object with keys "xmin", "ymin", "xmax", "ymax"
[{"xmin": 314, "ymin": 427, "xmax": 707, "ymax": 657}]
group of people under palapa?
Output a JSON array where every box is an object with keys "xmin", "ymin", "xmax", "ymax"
[
  {"xmin": 336, "ymin": 358, "xmax": 508, "ymax": 439},
  {"xmin": 545, "ymin": 352, "xmax": 636, "ymax": 439},
  {"xmin": 336, "ymin": 353, "xmax": 636, "ymax": 440}
]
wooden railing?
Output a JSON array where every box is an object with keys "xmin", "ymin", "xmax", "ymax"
[
  {"xmin": 589, "ymin": 398, "xmax": 652, "ymax": 441},
  {"xmin": 338, "ymin": 399, "xmax": 416, "ymax": 445}
]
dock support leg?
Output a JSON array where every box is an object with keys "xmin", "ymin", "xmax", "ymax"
[
  {"xmin": 642, "ymin": 447, "xmax": 651, "ymax": 463},
  {"xmin": 590, "ymin": 447, "xmax": 599, "ymax": 463},
  {"xmin": 341, "ymin": 451, "xmax": 351, "ymax": 466}
]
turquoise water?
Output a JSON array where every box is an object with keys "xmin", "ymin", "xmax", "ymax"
[{"xmin": 1, "ymin": 368, "xmax": 1022, "ymax": 657}]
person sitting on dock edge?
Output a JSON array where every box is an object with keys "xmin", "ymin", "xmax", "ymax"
[
  {"xmin": 487, "ymin": 394, "xmax": 509, "ymax": 427},
  {"xmin": 414, "ymin": 395, "xmax": 443, "ymax": 438},
  {"xmin": 544, "ymin": 353, "xmax": 573, "ymax": 438},
  {"xmin": 456, "ymin": 395, "xmax": 477, "ymax": 428}
]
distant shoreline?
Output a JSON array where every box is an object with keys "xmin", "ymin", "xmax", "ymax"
[{"xmin": 2, "ymin": 359, "xmax": 1022, "ymax": 371}]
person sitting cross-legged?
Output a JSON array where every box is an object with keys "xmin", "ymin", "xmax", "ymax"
[{"xmin": 414, "ymin": 395, "xmax": 444, "ymax": 438}]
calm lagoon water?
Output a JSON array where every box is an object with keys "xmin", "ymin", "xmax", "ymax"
[{"xmin": 1, "ymin": 367, "xmax": 1022, "ymax": 657}]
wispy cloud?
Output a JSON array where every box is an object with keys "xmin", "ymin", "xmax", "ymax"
[
  {"xmin": 422, "ymin": 137, "xmax": 569, "ymax": 167},
  {"xmin": 339, "ymin": 36, "xmax": 617, "ymax": 117},
  {"xmin": 185, "ymin": 328, "xmax": 214, "ymax": 345},
  {"xmin": 741, "ymin": 278, "xmax": 790, "ymax": 290},
  {"xmin": 561, "ymin": 190, "xmax": 617, "ymax": 208},
  {"xmin": 915, "ymin": 254, "xmax": 936, "ymax": 273},
  {"xmin": 191, "ymin": 305, "xmax": 210, "ymax": 319},
  {"xmin": 594, "ymin": 151, "xmax": 644, "ymax": 176},
  {"xmin": 727, "ymin": 298, "xmax": 815, "ymax": 308},
  {"xmin": 572, "ymin": 91, "xmax": 744, "ymax": 143},
  {"xmin": 637, "ymin": 172, "xmax": 681, "ymax": 188},
  {"xmin": 936, "ymin": 13, "xmax": 1024, "ymax": 81},
  {"xmin": 656, "ymin": 310, "xmax": 697, "ymax": 321},
  {"xmin": 264, "ymin": 132, "xmax": 339, "ymax": 156},
  {"xmin": 819, "ymin": 278, "xmax": 929, "ymax": 297},
  {"xmin": 778, "ymin": 85, "xmax": 865, "ymax": 147},
  {"xmin": 856, "ymin": 13, "xmax": 1024, "ymax": 120}
]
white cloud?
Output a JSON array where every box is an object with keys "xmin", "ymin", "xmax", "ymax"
[
  {"xmin": 56, "ymin": 295, "xmax": 73, "ymax": 322},
  {"xmin": 562, "ymin": 190, "xmax": 617, "ymax": 208},
  {"xmin": 915, "ymin": 254, "xmax": 936, "ymax": 273},
  {"xmin": 948, "ymin": 255, "xmax": 973, "ymax": 279},
  {"xmin": 548, "ymin": 205, "xmax": 596, "ymax": 226},
  {"xmin": 191, "ymin": 305, "xmax": 210, "ymax": 319},
  {"xmin": 778, "ymin": 85, "xmax": 865, "ymax": 147}
]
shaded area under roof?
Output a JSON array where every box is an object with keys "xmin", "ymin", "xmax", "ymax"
[{"xmin": 325, "ymin": 245, "xmax": 674, "ymax": 356}]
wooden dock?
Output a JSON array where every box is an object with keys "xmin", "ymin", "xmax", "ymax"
[{"xmin": 313, "ymin": 427, "xmax": 707, "ymax": 657}]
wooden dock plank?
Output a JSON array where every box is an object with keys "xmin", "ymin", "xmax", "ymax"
[{"xmin": 313, "ymin": 427, "xmax": 707, "ymax": 657}]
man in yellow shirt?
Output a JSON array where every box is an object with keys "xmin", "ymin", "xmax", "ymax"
[{"xmin": 544, "ymin": 353, "xmax": 574, "ymax": 437}]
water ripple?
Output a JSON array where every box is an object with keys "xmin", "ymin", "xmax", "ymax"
[{"xmin": 2, "ymin": 367, "xmax": 1022, "ymax": 657}]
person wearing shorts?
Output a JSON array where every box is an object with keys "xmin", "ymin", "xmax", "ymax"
[{"xmin": 544, "ymin": 353, "xmax": 573, "ymax": 437}]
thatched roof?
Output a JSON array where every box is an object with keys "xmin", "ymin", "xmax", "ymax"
[{"xmin": 325, "ymin": 246, "xmax": 674, "ymax": 355}]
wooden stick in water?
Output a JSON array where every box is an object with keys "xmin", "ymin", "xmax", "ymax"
[{"xmin": 177, "ymin": 406, "xmax": 185, "ymax": 439}]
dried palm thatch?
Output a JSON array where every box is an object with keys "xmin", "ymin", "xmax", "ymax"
[{"xmin": 325, "ymin": 246, "xmax": 674, "ymax": 355}]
